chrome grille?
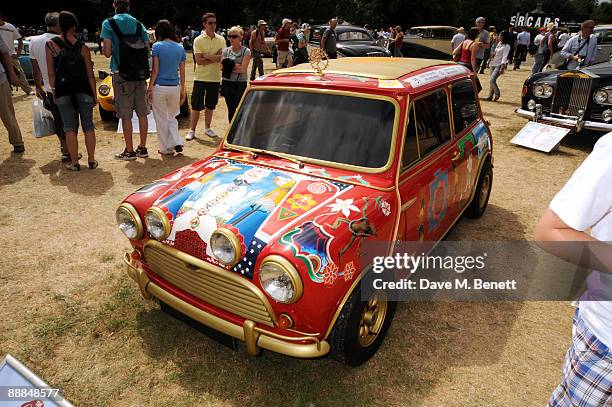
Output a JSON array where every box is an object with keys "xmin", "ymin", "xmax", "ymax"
[
  {"xmin": 551, "ymin": 76, "xmax": 592, "ymax": 116},
  {"xmin": 144, "ymin": 244, "xmax": 275, "ymax": 326}
]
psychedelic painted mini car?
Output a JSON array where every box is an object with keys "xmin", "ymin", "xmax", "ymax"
[{"xmin": 118, "ymin": 58, "xmax": 494, "ymax": 366}]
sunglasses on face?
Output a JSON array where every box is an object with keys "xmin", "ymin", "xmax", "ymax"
[
  {"xmin": 228, "ymin": 34, "xmax": 239, "ymax": 39},
  {"xmin": 206, "ymin": 21, "xmax": 217, "ymax": 25}
]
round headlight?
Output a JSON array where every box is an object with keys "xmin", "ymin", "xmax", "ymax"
[
  {"xmin": 116, "ymin": 203, "xmax": 143, "ymax": 240},
  {"xmin": 210, "ymin": 228, "xmax": 241, "ymax": 266},
  {"xmin": 145, "ymin": 207, "xmax": 170, "ymax": 240},
  {"xmin": 527, "ymin": 99, "xmax": 537, "ymax": 111},
  {"xmin": 533, "ymin": 84, "xmax": 544, "ymax": 97},
  {"xmin": 595, "ymin": 89, "xmax": 608, "ymax": 104},
  {"xmin": 258, "ymin": 256, "xmax": 303, "ymax": 304},
  {"xmin": 542, "ymin": 84, "xmax": 553, "ymax": 98},
  {"xmin": 98, "ymin": 84, "xmax": 111, "ymax": 96}
]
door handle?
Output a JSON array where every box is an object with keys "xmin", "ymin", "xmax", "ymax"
[{"xmin": 451, "ymin": 151, "xmax": 461, "ymax": 161}]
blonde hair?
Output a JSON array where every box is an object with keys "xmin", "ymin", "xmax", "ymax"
[{"xmin": 228, "ymin": 26, "xmax": 243, "ymax": 37}]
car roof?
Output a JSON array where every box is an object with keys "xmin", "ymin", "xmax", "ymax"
[
  {"xmin": 595, "ymin": 25, "xmax": 612, "ymax": 30},
  {"xmin": 273, "ymin": 57, "xmax": 456, "ymax": 80},
  {"xmin": 313, "ymin": 25, "xmax": 366, "ymax": 31},
  {"xmin": 410, "ymin": 26, "xmax": 458, "ymax": 31}
]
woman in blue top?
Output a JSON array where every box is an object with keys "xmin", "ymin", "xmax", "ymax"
[{"xmin": 147, "ymin": 19, "xmax": 186, "ymax": 155}]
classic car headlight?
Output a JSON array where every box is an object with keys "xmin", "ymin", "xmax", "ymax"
[
  {"xmin": 533, "ymin": 84, "xmax": 553, "ymax": 98},
  {"xmin": 594, "ymin": 89, "xmax": 609, "ymax": 104},
  {"xmin": 210, "ymin": 228, "xmax": 242, "ymax": 266},
  {"xmin": 258, "ymin": 256, "xmax": 303, "ymax": 304},
  {"xmin": 98, "ymin": 84, "xmax": 111, "ymax": 96},
  {"xmin": 527, "ymin": 99, "xmax": 537, "ymax": 111},
  {"xmin": 116, "ymin": 203, "xmax": 143, "ymax": 240},
  {"xmin": 145, "ymin": 207, "xmax": 170, "ymax": 240}
]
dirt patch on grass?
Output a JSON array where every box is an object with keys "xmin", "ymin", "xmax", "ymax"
[{"xmin": 0, "ymin": 55, "xmax": 595, "ymax": 406}]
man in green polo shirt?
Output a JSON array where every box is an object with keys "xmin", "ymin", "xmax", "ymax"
[{"xmin": 186, "ymin": 12, "xmax": 225, "ymax": 141}]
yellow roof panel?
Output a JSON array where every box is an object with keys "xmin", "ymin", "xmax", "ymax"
[{"xmin": 273, "ymin": 57, "xmax": 456, "ymax": 80}]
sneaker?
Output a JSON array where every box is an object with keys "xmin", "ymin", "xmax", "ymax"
[
  {"xmin": 186, "ymin": 130, "xmax": 196, "ymax": 141},
  {"xmin": 114, "ymin": 149, "xmax": 137, "ymax": 161},
  {"xmin": 65, "ymin": 162, "xmax": 81, "ymax": 171},
  {"xmin": 204, "ymin": 128, "xmax": 218, "ymax": 138},
  {"xmin": 175, "ymin": 145, "xmax": 183, "ymax": 153},
  {"xmin": 135, "ymin": 146, "xmax": 149, "ymax": 158},
  {"xmin": 88, "ymin": 160, "xmax": 99, "ymax": 169}
]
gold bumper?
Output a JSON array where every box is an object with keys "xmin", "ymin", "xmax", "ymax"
[{"xmin": 124, "ymin": 253, "xmax": 330, "ymax": 359}]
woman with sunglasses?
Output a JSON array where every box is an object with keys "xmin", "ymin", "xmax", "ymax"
[{"xmin": 221, "ymin": 26, "xmax": 251, "ymax": 123}]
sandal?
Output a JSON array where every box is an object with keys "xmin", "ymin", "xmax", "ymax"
[
  {"xmin": 65, "ymin": 162, "xmax": 81, "ymax": 171},
  {"xmin": 88, "ymin": 160, "xmax": 99, "ymax": 169},
  {"xmin": 158, "ymin": 150, "xmax": 174, "ymax": 156}
]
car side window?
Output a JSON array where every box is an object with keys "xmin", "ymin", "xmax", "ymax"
[
  {"xmin": 413, "ymin": 90, "xmax": 452, "ymax": 157},
  {"xmin": 601, "ymin": 30, "xmax": 612, "ymax": 44},
  {"xmin": 451, "ymin": 79, "xmax": 479, "ymax": 134},
  {"xmin": 402, "ymin": 105, "xmax": 419, "ymax": 168}
]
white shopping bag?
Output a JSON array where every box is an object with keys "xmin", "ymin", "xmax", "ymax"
[{"xmin": 32, "ymin": 98, "xmax": 56, "ymax": 138}]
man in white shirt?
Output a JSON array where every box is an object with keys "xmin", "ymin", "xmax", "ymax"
[
  {"xmin": 451, "ymin": 27, "xmax": 465, "ymax": 53},
  {"xmin": 513, "ymin": 27, "xmax": 531, "ymax": 69},
  {"xmin": 535, "ymin": 132, "xmax": 612, "ymax": 407},
  {"xmin": 29, "ymin": 12, "xmax": 70, "ymax": 162},
  {"xmin": 557, "ymin": 31, "xmax": 571, "ymax": 48},
  {"xmin": 560, "ymin": 20, "xmax": 598, "ymax": 70},
  {"xmin": 0, "ymin": 12, "xmax": 32, "ymax": 94}
]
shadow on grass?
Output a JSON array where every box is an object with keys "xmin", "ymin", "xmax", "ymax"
[
  {"xmin": 560, "ymin": 131, "xmax": 600, "ymax": 153},
  {"xmin": 124, "ymin": 155, "xmax": 195, "ymax": 186},
  {"xmin": 0, "ymin": 155, "xmax": 36, "ymax": 187},
  {"xmin": 132, "ymin": 205, "xmax": 525, "ymax": 405},
  {"xmin": 38, "ymin": 159, "xmax": 114, "ymax": 196}
]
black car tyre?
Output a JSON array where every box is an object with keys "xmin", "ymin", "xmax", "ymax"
[
  {"xmin": 328, "ymin": 281, "xmax": 396, "ymax": 366},
  {"xmin": 98, "ymin": 105, "xmax": 115, "ymax": 121},
  {"xmin": 466, "ymin": 158, "xmax": 493, "ymax": 219}
]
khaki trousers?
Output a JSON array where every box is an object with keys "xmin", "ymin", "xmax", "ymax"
[
  {"xmin": 11, "ymin": 57, "xmax": 32, "ymax": 94},
  {"xmin": 0, "ymin": 80, "xmax": 23, "ymax": 147}
]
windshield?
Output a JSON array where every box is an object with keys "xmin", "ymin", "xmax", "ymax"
[
  {"xmin": 226, "ymin": 90, "xmax": 396, "ymax": 169},
  {"xmin": 337, "ymin": 30, "xmax": 373, "ymax": 42}
]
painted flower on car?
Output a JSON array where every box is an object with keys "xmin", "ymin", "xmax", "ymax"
[{"xmin": 328, "ymin": 198, "xmax": 359, "ymax": 217}]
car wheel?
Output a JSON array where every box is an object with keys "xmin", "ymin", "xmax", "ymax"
[
  {"xmin": 466, "ymin": 158, "xmax": 493, "ymax": 219},
  {"xmin": 178, "ymin": 93, "xmax": 190, "ymax": 118},
  {"xmin": 98, "ymin": 105, "xmax": 115, "ymax": 121},
  {"xmin": 328, "ymin": 282, "xmax": 396, "ymax": 366}
]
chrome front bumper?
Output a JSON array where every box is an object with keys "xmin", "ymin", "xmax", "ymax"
[
  {"xmin": 515, "ymin": 108, "xmax": 612, "ymax": 132},
  {"xmin": 124, "ymin": 252, "xmax": 330, "ymax": 359}
]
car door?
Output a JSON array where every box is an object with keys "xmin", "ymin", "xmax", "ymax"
[
  {"xmin": 399, "ymin": 88, "xmax": 456, "ymax": 243},
  {"xmin": 449, "ymin": 78, "xmax": 482, "ymax": 211},
  {"xmin": 594, "ymin": 28, "xmax": 612, "ymax": 64}
]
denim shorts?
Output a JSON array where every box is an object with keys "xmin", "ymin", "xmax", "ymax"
[{"xmin": 54, "ymin": 93, "xmax": 95, "ymax": 133}]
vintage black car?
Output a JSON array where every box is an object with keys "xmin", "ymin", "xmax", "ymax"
[
  {"xmin": 309, "ymin": 25, "xmax": 391, "ymax": 57},
  {"xmin": 516, "ymin": 61, "xmax": 612, "ymax": 132}
]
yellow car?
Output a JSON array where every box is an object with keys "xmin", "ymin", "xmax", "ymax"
[{"xmin": 97, "ymin": 72, "xmax": 190, "ymax": 120}]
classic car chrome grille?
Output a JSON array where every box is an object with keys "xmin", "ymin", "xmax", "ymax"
[
  {"xmin": 144, "ymin": 244, "xmax": 275, "ymax": 326},
  {"xmin": 551, "ymin": 76, "xmax": 592, "ymax": 116}
]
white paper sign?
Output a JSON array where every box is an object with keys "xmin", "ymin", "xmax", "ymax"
[
  {"xmin": 0, "ymin": 354, "xmax": 73, "ymax": 406},
  {"xmin": 511, "ymin": 121, "xmax": 570, "ymax": 153},
  {"xmin": 117, "ymin": 112, "xmax": 157, "ymax": 134}
]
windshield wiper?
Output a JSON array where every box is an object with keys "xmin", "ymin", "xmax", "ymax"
[{"xmin": 221, "ymin": 145, "xmax": 304, "ymax": 169}]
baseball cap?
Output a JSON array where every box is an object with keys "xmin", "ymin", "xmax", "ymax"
[
  {"xmin": 257, "ymin": 19, "xmax": 267, "ymax": 26},
  {"xmin": 282, "ymin": 18, "xmax": 292, "ymax": 25}
]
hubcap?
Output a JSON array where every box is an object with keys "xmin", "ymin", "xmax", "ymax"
[
  {"xmin": 479, "ymin": 174, "xmax": 491, "ymax": 209},
  {"xmin": 358, "ymin": 291, "xmax": 388, "ymax": 347}
]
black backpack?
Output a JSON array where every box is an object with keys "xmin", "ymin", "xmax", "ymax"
[
  {"xmin": 107, "ymin": 17, "xmax": 150, "ymax": 81},
  {"xmin": 50, "ymin": 37, "xmax": 90, "ymax": 96}
]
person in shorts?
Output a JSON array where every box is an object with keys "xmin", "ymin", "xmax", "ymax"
[
  {"xmin": 535, "ymin": 132, "xmax": 612, "ymax": 407},
  {"xmin": 185, "ymin": 12, "xmax": 225, "ymax": 141},
  {"xmin": 275, "ymin": 18, "xmax": 292, "ymax": 68},
  {"xmin": 101, "ymin": 0, "xmax": 150, "ymax": 160}
]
